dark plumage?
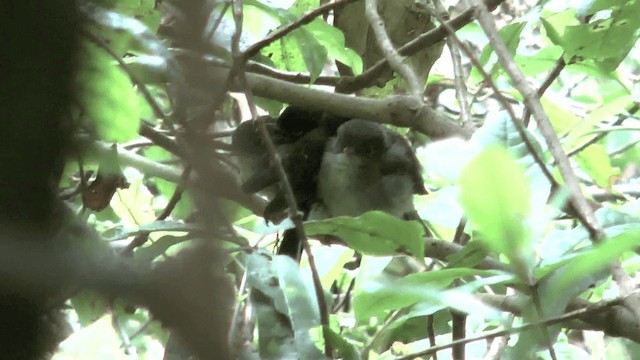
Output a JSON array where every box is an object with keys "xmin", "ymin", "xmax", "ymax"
[
  {"xmin": 231, "ymin": 107, "xmax": 347, "ymax": 223},
  {"xmin": 232, "ymin": 110, "xmax": 427, "ymax": 259},
  {"xmin": 318, "ymin": 119, "xmax": 426, "ymax": 219}
]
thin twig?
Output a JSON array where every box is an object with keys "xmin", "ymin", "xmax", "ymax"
[
  {"xmin": 395, "ymin": 295, "xmax": 627, "ymax": 360},
  {"xmin": 522, "ymin": 57, "xmax": 566, "ymax": 127},
  {"xmin": 469, "ymin": 0, "xmax": 600, "ymax": 238},
  {"xmin": 246, "ymin": 62, "xmax": 340, "ymax": 86},
  {"xmin": 427, "ymin": 3, "xmax": 557, "ymax": 193},
  {"xmin": 432, "ymin": 0, "xmax": 472, "ymax": 128},
  {"xmin": 468, "ymin": 0, "xmax": 640, "ymax": 326},
  {"xmin": 530, "ymin": 285, "xmax": 558, "ymax": 360},
  {"xmin": 111, "ymin": 307, "xmax": 140, "ymax": 359},
  {"xmin": 338, "ymin": 0, "xmax": 506, "ymax": 93},
  {"xmin": 121, "ymin": 167, "xmax": 192, "ymax": 255},
  {"xmin": 230, "ymin": 1, "xmax": 332, "ymax": 356},
  {"xmin": 139, "ymin": 120, "xmax": 185, "ymax": 157},
  {"xmin": 82, "ymin": 29, "xmax": 170, "ymax": 124}
]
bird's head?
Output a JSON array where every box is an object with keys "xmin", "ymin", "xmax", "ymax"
[{"xmin": 336, "ymin": 119, "xmax": 386, "ymax": 159}]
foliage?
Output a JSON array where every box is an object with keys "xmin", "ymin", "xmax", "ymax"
[{"xmin": 52, "ymin": 0, "xmax": 640, "ymax": 359}]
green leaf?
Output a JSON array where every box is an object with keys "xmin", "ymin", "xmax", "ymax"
[
  {"xmin": 544, "ymin": 227, "xmax": 640, "ymax": 305},
  {"xmin": 517, "ymin": 46, "xmax": 564, "ymax": 77},
  {"xmin": 542, "ymin": 1, "xmax": 640, "ymax": 71},
  {"xmin": 70, "ymin": 290, "xmax": 109, "ymax": 327},
  {"xmin": 459, "ymin": 147, "xmax": 534, "ymax": 281},
  {"xmin": 246, "ymin": 252, "xmax": 324, "ymax": 359},
  {"xmin": 353, "ymin": 269, "xmax": 510, "ymax": 322},
  {"xmin": 304, "ymin": 19, "xmax": 363, "ymax": 75},
  {"xmin": 77, "ymin": 42, "xmax": 140, "ymax": 141},
  {"xmin": 290, "ymin": 27, "xmax": 327, "ymax": 81},
  {"xmin": 305, "ymin": 211, "xmax": 425, "ymax": 259},
  {"xmin": 575, "ymin": 144, "xmax": 617, "ymax": 188},
  {"xmin": 325, "ymin": 326, "xmax": 360, "ymax": 360},
  {"xmin": 471, "ymin": 22, "xmax": 526, "ymax": 80}
]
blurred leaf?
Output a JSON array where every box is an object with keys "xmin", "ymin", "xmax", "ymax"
[
  {"xmin": 53, "ymin": 315, "xmax": 127, "ymax": 360},
  {"xmin": 544, "ymin": 227, "xmax": 640, "ymax": 307},
  {"xmin": 110, "ymin": 171, "xmax": 155, "ymax": 226},
  {"xmin": 575, "ymin": 144, "xmax": 617, "ymax": 188},
  {"xmin": 305, "ymin": 211, "xmax": 424, "ymax": 259},
  {"xmin": 542, "ymin": 0, "xmax": 640, "ymax": 71},
  {"xmin": 76, "ymin": 41, "xmax": 140, "ymax": 142},
  {"xmin": 517, "ymin": 46, "xmax": 564, "ymax": 77},
  {"xmin": 70, "ymin": 290, "xmax": 109, "ymax": 327},
  {"xmin": 122, "ymin": 55, "xmax": 169, "ymax": 84},
  {"xmin": 472, "ymin": 22, "xmax": 526, "ymax": 80},
  {"xmin": 445, "ymin": 240, "xmax": 492, "ymax": 269},
  {"xmin": 325, "ymin": 326, "xmax": 360, "ymax": 360},
  {"xmin": 84, "ymin": 4, "xmax": 170, "ymax": 57},
  {"xmin": 459, "ymin": 147, "xmax": 534, "ymax": 282},
  {"xmin": 353, "ymin": 268, "xmax": 511, "ymax": 321}
]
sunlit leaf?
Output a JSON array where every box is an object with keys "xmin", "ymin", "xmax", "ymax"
[{"xmin": 459, "ymin": 147, "xmax": 534, "ymax": 282}]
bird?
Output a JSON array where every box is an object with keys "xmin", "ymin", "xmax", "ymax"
[
  {"xmin": 317, "ymin": 118, "xmax": 427, "ymax": 220},
  {"xmin": 232, "ymin": 111, "xmax": 428, "ymax": 259},
  {"xmin": 231, "ymin": 107, "xmax": 348, "ymax": 224}
]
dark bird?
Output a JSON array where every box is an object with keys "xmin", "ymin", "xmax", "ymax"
[
  {"xmin": 232, "ymin": 111, "xmax": 428, "ymax": 259},
  {"xmin": 231, "ymin": 107, "xmax": 348, "ymax": 220},
  {"xmin": 318, "ymin": 119, "xmax": 427, "ymax": 220}
]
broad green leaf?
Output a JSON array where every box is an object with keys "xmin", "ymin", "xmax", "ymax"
[
  {"xmin": 290, "ymin": 28, "xmax": 327, "ymax": 81},
  {"xmin": 459, "ymin": 147, "xmax": 534, "ymax": 282},
  {"xmin": 542, "ymin": 96, "xmax": 583, "ymax": 138},
  {"xmin": 262, "ymin": 35, "xmax": 308, "ymax": 73},
  {"xmin": 274, "ymin": 255, "xmax": 324, "ymax": 359},
  {"xmin": 445, "ymin": 240, "xmax": 492, "ymax": 269},
  {"xmin": 517, "ymin": 46, "xmax": 564, "ymax": 77},
  {"xmin": 542, "ymin": 0, "xmax": 640, "ymax": 71},
  {"xmin": 304, "ymin": 19, "xmax": 363, "ymax": 75},
  {"xmin": 305, "ymin": 211, "xmax": 424, "ymax": 259}
]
